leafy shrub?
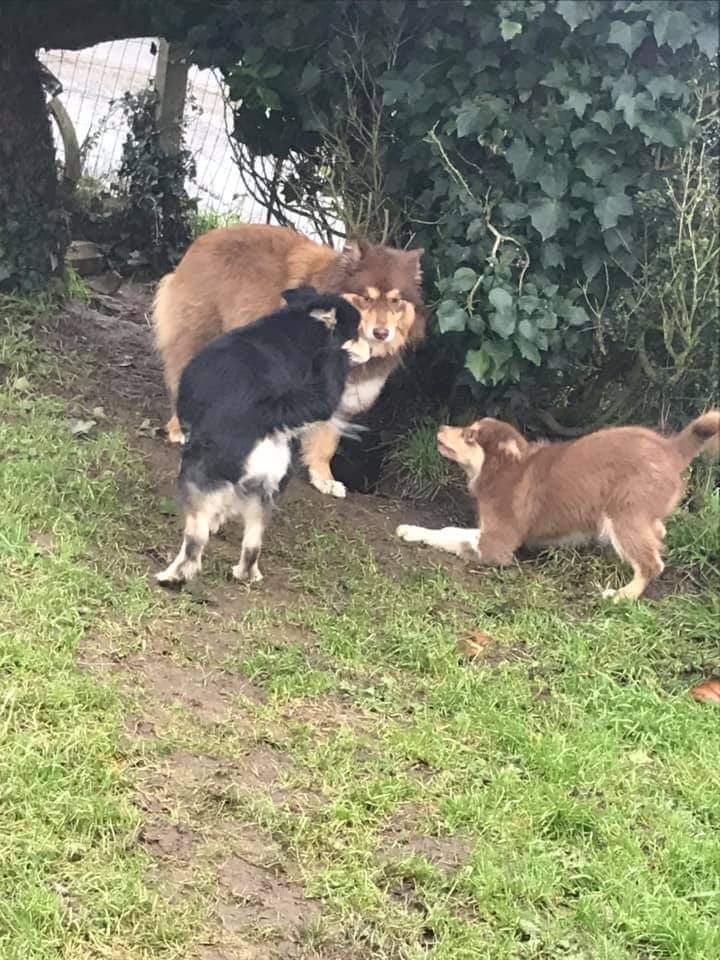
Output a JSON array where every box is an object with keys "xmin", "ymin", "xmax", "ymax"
[
  {"xmin": 609, "ymin": 116, "xmax": 719, "ymax": 422},
  {"xmin": 188, "ymin": 0, "xmax": 718, "ymax": 422},
  {"xmin": 114, "ymin": 86, "xmax": 196, "ymax": 270}
]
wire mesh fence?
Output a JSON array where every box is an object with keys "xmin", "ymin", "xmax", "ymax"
[{"xmin": 41, "ymin": 38, "xmax": 280, "ymax": 223}]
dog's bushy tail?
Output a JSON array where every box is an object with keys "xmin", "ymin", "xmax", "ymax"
[
  {"xmin": 329, "ymin": 416, "xmax": 368, "ymax": 441},
  {"xmin": 152, "ymin": 274, "xmax": 175, "ymax": 353},
  {"xmin": 671, "ymin": 410, "xmax": 720, "ymax": 464}
]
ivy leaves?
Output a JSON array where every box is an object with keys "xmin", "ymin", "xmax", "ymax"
[
  {"xmin": 436, "ymin": 252, "xmax": 594, "ymax": 386},
  {"xmin": 607, "ymin": 20, "xmax": 648, "ymax": 56},
  {"xmin": 506, "ymin": 138, "xmax": 534, "ymax": 181},
  {"xmin": 488, "ymin": 287, "xmax": 516, "ymax": 337},
  {"xmin": 437, "ymin": 300, "xmax": 468, "ymax": 333},
  {"xmin": 195, "ymin": 0, "xmax": 718, "ymax": 397},
  {"xmin": 529, "ymin": 199, "xmax": 568, "ymax": 242},
  {"xmin": 419, "ymin": 3, "xmax": 714, "ymax": 390},
  {"xmin": 499, "ymin": 19, "xmax": 523, "ymax": 41},
  {"xmin": 555, "ymin": 1, "xmax": 596, "ymax": 32},
  {"xmin": 594, "ymin": 193, "xmax": 633, "ymax": 231},
  {"xmin": 652, "ymin": 8, "xmax": 694, "ymax": 52}
]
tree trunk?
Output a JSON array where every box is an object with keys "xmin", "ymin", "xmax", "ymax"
[{"xmin": 0, "ymin": 33, "xmax": 67, "ymax": 291}]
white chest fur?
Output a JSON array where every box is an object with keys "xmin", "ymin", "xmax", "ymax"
[{"xmin": 338, "ymin": 374, "xmax": 387, "ymax": 417}]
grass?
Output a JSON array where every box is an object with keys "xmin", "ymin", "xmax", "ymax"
[
  {"xmin": 190, "ymin": 207, "xmax": 244, "ymax": 238},
  {"xmin": 0, "ymin": 296, "xmax": 198, "ymax": 959},
  {"xmin": 63, "ymin": 265, "xmax": 93, "ymax": 303},
  {"xmin": 383, "ymin": 413, "xmax": 455, "ymax": 500},
  {"xmin": 666, "ymin": 485, "xmax": 720, "ymax": 583},
  {"xmin": 1, "ymin": 290, "xmax": 719, "ymax": 959},
  {"xmin": 227, "ymin": 526, "xmax": 720, "ymax": 959}
]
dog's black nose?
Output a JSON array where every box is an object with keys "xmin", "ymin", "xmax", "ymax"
[{"xmin": 373, "ymin": 327, "xmax": 389, "ymax": 341}]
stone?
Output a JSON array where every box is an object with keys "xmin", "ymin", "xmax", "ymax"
[{"xmin": 65, "ymin": 240, "xmax": 105, "ymax": 276}]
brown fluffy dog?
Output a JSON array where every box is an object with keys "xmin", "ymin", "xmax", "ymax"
[
  {"xmin": 397, "ymin": 411, "xmax": 720, "ymax": 601},
  {"xmin": 154, "ymin": 224, "xmax": 425, "ymax": 497}
]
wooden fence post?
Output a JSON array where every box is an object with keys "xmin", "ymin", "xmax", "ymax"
[
  {"xmin": 154, "ymin": 38, "xmax": 188, "ymax": 157},
  {"xmin": 48, "ymin": 95, "xmax": 81, "ymax": 187}
]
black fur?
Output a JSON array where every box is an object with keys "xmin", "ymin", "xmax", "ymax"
[
  {"xmin": 156, "ymin": 289, "xmax": 361, "ymax": 587},
  {"xmin": 177, "ymin": 290, "xmax": 360, "ymax": 491}
]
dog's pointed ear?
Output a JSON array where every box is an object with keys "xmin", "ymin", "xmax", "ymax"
[
  {"xmin": 406, "ymin": 248, "xmax": 424, "ymax": 284},
  {"xmin": 340, "ymin": 238, "xmax": 371, "ymax": 267},
  {"xmin": 498, "ymin": 438, "xmax": 525, "ymax": 460},
  {"xmin": 309, "ymin": 306, "xmax": 337, "ymax": 329},
  {"xmin": 282, "ymin": 285, "xmax": 318, "ymax": 306}
]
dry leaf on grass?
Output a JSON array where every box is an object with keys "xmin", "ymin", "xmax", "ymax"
[
  {"xmin": 690, "ymin": 679, "xmax": 720, "ymax": 705},
  {"xmin": 457, "ymin": 631, "xmax": 494, "ymax": 659},
  {"xmin": 137, "ymin": 418, "xmax": 163, "ymax": 439}
]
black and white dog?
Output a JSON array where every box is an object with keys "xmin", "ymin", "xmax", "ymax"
[{"xmin": 156, "ymin": 287, "xmax": 368, "ymax": 586}]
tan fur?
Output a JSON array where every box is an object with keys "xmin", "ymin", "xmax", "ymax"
[
  {"xmin": 301, "ymin": 420, "xmax": 347, "ymax": 498},
  {"xmin": 398, "ymin": 411, "xmax": 720, "ymax": 601},
  {"xmin": 153, "ymin": 224, "xmax": 425, "ymax": 492}
]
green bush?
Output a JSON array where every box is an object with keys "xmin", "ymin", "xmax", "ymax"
[
  {"xmin": 188, "ymin": 0, "xmax": 718, "ymax": 421},
  {"xmin": 113, "ymin": 86, "xmax": 196, "ymax": 270},
  {"xmin": 610, "ymin": 126, "xmax": 719, "ymax": 422}
]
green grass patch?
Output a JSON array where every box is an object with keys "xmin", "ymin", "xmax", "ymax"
[
  {"xmin": 235, "ymin": 520, "xmax": 720, "ymax": 959},
  {"xmin": 0, "ymin": 299, "xmax": 197, "ymax": 960},
  {"xmin": 190, "ymin": 207, "xmax": 244, "ymax": 238},
  {"xmin": 2, "ymin": 289, "xmax": 719, "ymax": 959},
  {"xmin": 383, "ymin": 414, "xmax": 456, "ymax": 500},
  {"xmin": 666, "ymin": 486, "xmax": 720, "ymax": 583}
]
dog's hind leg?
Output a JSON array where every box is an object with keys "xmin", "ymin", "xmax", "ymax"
[
  {"xmin": 600, "ymin": 515, "xmax": 664, "ymax": 602},
  {"xmin": 156, "ymin": 510, "xmax": 210, "ymax": 585},
  {"xmin": 233, "ymin": 495, "xmax": 269, "ymax": 583}
]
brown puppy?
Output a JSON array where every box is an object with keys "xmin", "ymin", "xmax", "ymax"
[
  {"xmin": 397, "ymin": 411, "xmax": 720, "ymax": 601},
  {"xmin": 153, "ymin": 224, "xmax": 425, "ymax": 497}
]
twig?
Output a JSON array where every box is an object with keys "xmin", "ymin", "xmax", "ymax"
[
  {"xmin": 425, "ymin": 124, "xmax": 474, "ymax": 200},
  {"xmin": 485, "ymin": 219, "xmax": 530, "ymax": 293}
]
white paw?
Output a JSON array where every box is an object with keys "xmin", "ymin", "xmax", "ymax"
[
  {"xmin": 342, "ymin": 338, "xmax": 371, "ymax": 365},
  {"xmin": 615, "ymin": 587, "xmax": 641, "ymax": 602},
  {"xmin": 602, "ymin": 586, "xmax": 634, "ymax": 604},
  {"xmin": 310, "ymin": 473, "xmax": 347, "ymax": 498},
  {"xmin": 232, "ymin": 563, "xmax": 264, "ymax": 583},
  {"xmin": 156, "ymin": 559, "xmax": 198, "ymax": 585},
  {"xmin": 156, "ymin": 567, "xmax": 181, "ymax": 585},
  {"xmin": 396, "ymin": 524, "xmax": 422, "ymax": 543}
]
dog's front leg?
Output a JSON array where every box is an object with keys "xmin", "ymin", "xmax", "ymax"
[
  {"xmin": 396, "ymin": 524, "xmax": 481, "ymax": 559},
  {"xmin": 301, "ymin": 421, "xmax": 346, "ymax": 498},
  {"xmin": 165, "ymin": 414, "xmax": 185, "ymax": 444}
]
